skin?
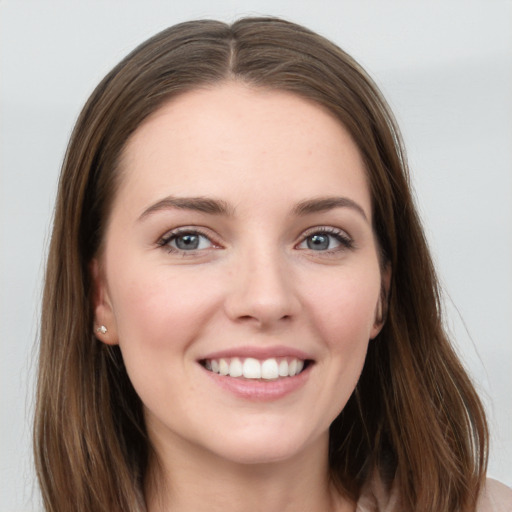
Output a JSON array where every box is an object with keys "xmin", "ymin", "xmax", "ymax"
[{"xmin": 93, "ymin": 82, "xmax": 390, "ymax": 512}]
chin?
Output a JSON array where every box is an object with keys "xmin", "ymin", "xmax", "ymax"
[{"xmin": 201, "ymin": 423, "xmax": 327, "ymax": 467}]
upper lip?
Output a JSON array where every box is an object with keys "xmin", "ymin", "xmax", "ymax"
[{"xmin": 199, "ymin": 345, "xmax": 314, "ymax": 361}]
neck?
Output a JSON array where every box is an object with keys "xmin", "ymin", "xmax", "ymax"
[{"xmin": 145, "ymin": 432, "xmax": 353, "ymax": 512}]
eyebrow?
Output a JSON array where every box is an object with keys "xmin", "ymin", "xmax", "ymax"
[
  {"xmin": 138, "ymin": 195, "xmax": 368, "ymax": 222},
  {"xmin": 293, "ymin": 196, "xmax": 369, "ymax": 222},
  {"xmin": 138, "ymin": 196, "xmax": 234, "ymax": 221}
]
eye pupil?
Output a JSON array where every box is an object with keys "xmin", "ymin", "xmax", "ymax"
[
  {"xmin": 307, "ymin": 234, "xmax": 329, "ymax": 250},
  {"xmin": 175, "ymin": 234, "xmax": 199, "ymax": 250}
]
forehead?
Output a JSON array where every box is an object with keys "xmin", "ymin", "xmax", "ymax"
[{"xmin": 116, "ymin": 82, "xmax": 371, "ymax": 217}]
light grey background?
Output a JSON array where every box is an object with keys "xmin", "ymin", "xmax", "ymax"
[{"xmin": 1, "ymin": 1, "xmax": 511, "ymax": 510}]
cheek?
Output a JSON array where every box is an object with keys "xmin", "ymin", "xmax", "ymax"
[
  {"xmin": 111, "ymin": 272, "xmax": 215, "ymax": 349},
  {"xmin": 304, "ymin": 267, "xmax": 381, "ymax": 350},
  {"xmin": 107, "ymin": 271, "xmax": 215, "ymax": 409},
  {"xmin": 294, "ymin": 266, "xmax": 381, "ymax": 429}
]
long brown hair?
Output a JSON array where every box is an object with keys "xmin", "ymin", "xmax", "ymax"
[{"xmin": 35, "ymin": 17, "xmax": 488, "ymax": 512}]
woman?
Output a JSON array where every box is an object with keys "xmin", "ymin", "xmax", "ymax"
[{"xmin": 34, "ymin": 17, "xmax": 511, "ymax": 512}]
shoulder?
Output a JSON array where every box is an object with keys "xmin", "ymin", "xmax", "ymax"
[
  {"xmin": 356, "ymin": 477, "xmax": 512, "ymax": 512},
  {"xmin": 477, "ymin": 479, "xmax": 512, "ymax": 512}
]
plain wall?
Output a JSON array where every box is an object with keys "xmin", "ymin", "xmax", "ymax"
[{"xmin": 1, "ymin": 1, "xmax": 511, "ymax": 510}]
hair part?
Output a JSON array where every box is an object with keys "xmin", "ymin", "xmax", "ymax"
[{"xmin": 35, "ymin": 17, "xmax": 487, "ymax": 512}]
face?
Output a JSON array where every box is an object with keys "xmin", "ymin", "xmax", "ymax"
[{"xmin": 93, "ymin": 83, "xmax": 389, "ymax": 467}]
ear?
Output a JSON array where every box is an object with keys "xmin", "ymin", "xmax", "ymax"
[
  {"xmin": 90, "ymin": 258, "xmax": 119, "ymax": 345},
  {"xmin": 370, "ymin": 262, "xmax": 391, "ymax": 340}
]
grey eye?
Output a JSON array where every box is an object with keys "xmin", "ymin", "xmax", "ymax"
[
  {"xmin": 169, "ymin": 233, "xmax": 213, "ymax": 251},
  {"xmin": 175, "ymin": 234, "xmax": 200, "ymax": 250},
  {"xmin": 300, "ymin": 233, "xmax": 344, "ymax": 251},
  {"xmin": 307, "ymin": 234, "xmax": 331, "ymax": 250},
  {"xmin": 297, "ymin": 229, "xmax": 353, "ymax": 252}
]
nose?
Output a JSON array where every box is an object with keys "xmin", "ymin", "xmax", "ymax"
[{"xmin": 224, "ymin": 246, "xmax": 301, "ymax": 329}]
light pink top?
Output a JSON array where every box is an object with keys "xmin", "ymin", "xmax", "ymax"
[{"xmin": 356, "ymin": 477, "xmax": 512, "ymax": 511}]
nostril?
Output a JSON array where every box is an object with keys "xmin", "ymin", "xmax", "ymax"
[{"xmin": 233, "ymin": 313, "xmax": 293, "ymax": 327}]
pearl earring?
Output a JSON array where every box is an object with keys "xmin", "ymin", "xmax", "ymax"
[{"xmin": 96, "ymin": 325, "xmax": 108, "ymax": 335}]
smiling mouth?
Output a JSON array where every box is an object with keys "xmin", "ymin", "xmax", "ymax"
[{"xmin": 200, "ymin": 357, "xmax": 312, "ymax": 380}]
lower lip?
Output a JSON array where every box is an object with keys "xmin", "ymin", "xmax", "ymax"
[{"xmin": 200, "ymin": 364, "xmax": 312, "ymax": 401}]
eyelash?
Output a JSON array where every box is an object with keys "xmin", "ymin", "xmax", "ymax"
[
  {"xmin": 297, "ymin": 226, "xmax": 354, "ymax": 254},
  {"xmin": 157, "ymin": 226, "xmax": 354, "ymax": 255},
  {"xmin": 157, "ymin": 227, "xmax": 218, "ymax": 255}
]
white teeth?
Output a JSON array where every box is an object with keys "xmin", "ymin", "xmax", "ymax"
[
  {"xmin": 243, "ymin": 358, "xmax": 261, "ymax": 379},
  {"xmin": 204, "ymin": 357, "xmax": 307, "ymax": 379},
  {"xmin": 219, "ymin": 358, "xmax": 229, "ymax": 376},
  {"xmin": 261, "ymin": 358, "xmax": 279, "ymax": 380},
  {"xmin": 229, "ymin": 357, "xmax": 243, "ymax": 377}
]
